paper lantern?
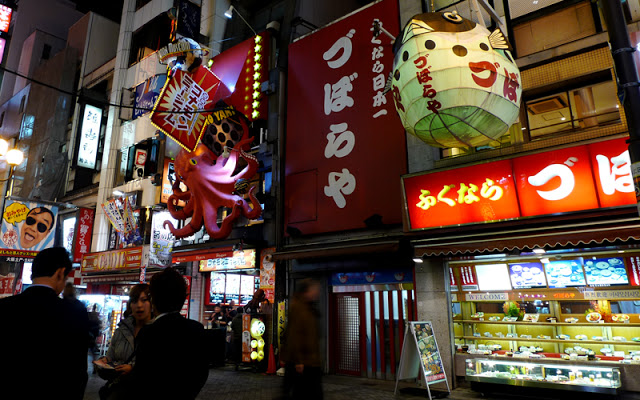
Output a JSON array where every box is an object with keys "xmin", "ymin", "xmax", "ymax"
[
  {"xmin": 250, "ymin": 318, "xmax": 265, "ymax": 339},
  {"xmin": 391, "ymin": 12, "xmax": 521, "ymax": 148}
]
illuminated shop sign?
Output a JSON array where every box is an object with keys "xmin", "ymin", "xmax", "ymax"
[
  {"xmin": 133, "ymin": 74, "xmax": 167, "ymax": 120},
  {"xmin": 198, "ymin": 249, "xmax": 256, "ymax": 271},
  {"xmin": 77, "ymin": 104, "xmax": 102, "ymax": 169},
  {"xmin": 81, "ymin": 246, "xmax": 143, "ymax": 274},
  {"xmin": 0, "ymin": 6, "xmax": 12, "ymax": 33},
  {"xmin": 403, "ymin": 137, "xmax": 634, "ymax": 230}
]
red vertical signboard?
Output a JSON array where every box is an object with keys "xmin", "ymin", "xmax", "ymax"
[
  {"xmin": 73, "ymin": 208, "xmax": 95, "ymax": 263},
  {"xmin": 285, "ymin": 0, "xmax": 406, "ymax": 235},
  {"xmin": 457, "ymin": 266, "xmax": 479, "ymax": 291},
  {"xmin": 626, "ymin": 256, "xmax": 640, "ymax": 286}
]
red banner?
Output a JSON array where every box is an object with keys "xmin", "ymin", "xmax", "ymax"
[
  {"xmin": 626, "ymin": 256, "xmax": 640, "ymax": 286},
  {"xmin": 150, "ymin": 67, "xmax": 226, "ymax": 151},
  {"xmin": 73, "ymin": 208, "xmax": 95, "ymax": 263},
  {"xmin": 404, "ymin": 137, "xmax": 636, "ymax": 230},
  {"xmin": 457, "ymin": 266, "xmax": 478, "ymax": 291},
  {"xmin": 81, "ymin": 246, "xmax": 143, "ymax": 274},
  {"xmin": 285, "ymin": 0, "xmax": 406, "ymax": 235}
]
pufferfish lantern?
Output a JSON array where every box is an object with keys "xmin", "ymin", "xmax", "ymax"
[{"xmin": 391, "ymin": 12, "xmax": 521, "ymax": 148}]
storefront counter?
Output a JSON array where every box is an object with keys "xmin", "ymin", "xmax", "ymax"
[{"xmin": 455, "ymin": 353, "xmax": 640, "ymax": 392}]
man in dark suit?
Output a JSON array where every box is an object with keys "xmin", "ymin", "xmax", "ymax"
[
  {"xmin": 120, "ymin": 267, "xmax": 208, "ymax": 399},
  {"xmin": 0, "ymin": 247, "xmax": 89, "ymax": 399}
]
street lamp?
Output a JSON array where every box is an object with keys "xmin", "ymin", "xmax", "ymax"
[
  {"xmin": 224, "ymin": 5, "xmax": 257, "ymax": 36},
  {"xmin": 0, "ymin": 138, "xmax": 24, "ymax": 183}
]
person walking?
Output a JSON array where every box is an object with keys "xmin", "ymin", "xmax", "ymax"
[
  {"xmin": 114, "ymin": 267, "xmax": 208, "ymax": 399},
  {"xmin": 281, "ymin": 279, "xmax": 323, "ymax": 400},
  {"xmin": 0, "ymin": 247, "xmax": 89, "ymax": 399},
  {"xmin": 96, "ymin": 283, "xmax": 152, "ymax": 400}
]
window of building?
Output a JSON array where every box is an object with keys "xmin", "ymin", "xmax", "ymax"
[
  {"xmin": 135, "ymin": 0, "xmax": 151, "ymax": 10},
  {"xmin": 42, "ymin": 44, "xmax": 51, "ymax": 60},
  {"xmin": 128, "ymin": 13, "xmax": 173, "ymax": 66},
  {"xmin": 525, "ymin": 80, "xmax": 620, "ymax": 139},
  {"xmin": 18, "ymin": 95, "xmax": 26, "ymax": 114}
]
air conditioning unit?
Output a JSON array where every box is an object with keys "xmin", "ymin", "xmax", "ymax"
[{"xmin": 527, "ymin": 96, "xmax": 566, "ymax": 115}]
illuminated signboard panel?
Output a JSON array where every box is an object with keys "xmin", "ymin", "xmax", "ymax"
[
  {"xmin": 199, "ymin": 249, "xmax": 256, "ymax": 271},
  {"xmin": 583, "ymin": 257, "xmax": 628, "ymax": 287},
  {"xmin": 508, "ymin": 262, "xmax": 546, "ymax": 289},
  {"xmin": 512, "ymin": 146, "xmax": 598, "ymax": 216},
  {"xmin": 0, "ymin": 6, "xmax": 12, "ymax": 33},
  {"xmin": 587, "ymin": 137, "xmax": 635, "ymax": 208},
  {"xmin": 403, "ymin": 137, "xmax": 636, "ymax": 230},
  {"xmin": 476, "ymin": 264, "xmax": 512, "ymax": 291},
  {"xmin": 77, "ymin": 104, "xmax": 102, "ymax": 169},
  {"xmin": 0, "ymin": 38, "xmax": 5, "ymax": 64},
  {"xmin": 543, "ymin": 258, "xmax": 586, "ymax": 288},
  {"xmin": 403, "ymin": 159, "xmax": 519, "ymax": 229}
]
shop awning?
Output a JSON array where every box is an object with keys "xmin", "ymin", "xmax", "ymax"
[
  {"xmin": 272, "ymin": 240, "xmax": 402, "ymax": 261},
  {"xmin": 414, "ymin": 218, "xmax": 640, "ymax": 257}
]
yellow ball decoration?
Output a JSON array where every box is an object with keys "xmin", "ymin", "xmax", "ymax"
[
  {"xmin": 257, "ymin": 339, "xmax": 265, "ymax": 349},
  {"xmin": 251, "ymin": 339, "xmax": 258, "ymax": 349},
  {"xmin": 250, "ymin": 351, "xmax": 258, "ymax": 360}
]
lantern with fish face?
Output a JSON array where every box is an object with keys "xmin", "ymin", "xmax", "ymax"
[{"xmin": 391, "ymin": 12, "xmax": 521, "ymax": 148}]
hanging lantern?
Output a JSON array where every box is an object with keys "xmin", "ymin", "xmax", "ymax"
[{"xmin": 391, "ymin": 12, "xmax": 521, "ymax": 148}]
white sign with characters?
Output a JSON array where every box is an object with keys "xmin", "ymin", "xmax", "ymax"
[{"xmin": 78, "ymin": 104, "xmax": 102, "ymax": 169}]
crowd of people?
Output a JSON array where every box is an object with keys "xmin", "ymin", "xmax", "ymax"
[
  {"xmin": 0, "ymin": 247, "xmax": 209, "ymax": 400},
  {"xmin": 0, "ymin": 247, "xmax": 322, "ymax": 400}
]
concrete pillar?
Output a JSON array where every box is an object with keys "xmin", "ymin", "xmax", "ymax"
[{"xmin": 414, "ymin": 257, "xmax": 455, "ymax": 390}]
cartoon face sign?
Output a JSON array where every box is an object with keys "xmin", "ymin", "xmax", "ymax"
[
  {"xmin": 20, "ymin": 207, "xmax": 54, "ymax": 249},
  {"xmin": 391, "ymin": 12, "xmax": 521, "ymax": 149}
]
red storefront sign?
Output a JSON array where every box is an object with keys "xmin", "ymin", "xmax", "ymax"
[
  {"xmin": 209, "ymin": 32, "xmax": 270, "ymax": 121},
  {"xmin": 172, "ymin": 247, "xmax": 234, "ymax": 263},
  {"xmin": 449, "ymin": 267, "xmax": 458, "ymax": 291},
  {"xmin": 457, "ymin": 266, "xmax": 478, "ymax": 291},
  {"xmin": 513, "ymin": 145, "xmax": 598, "ymax": 216},
  {"xmin": 81, "ymin": 246, "xmax": 143, "ymax": 274},
  {"xmin": 73, "ymin": 208, "xmax": 95, "ymax": 263},
  {"xmin": 285, "ymin": 0, "xmax": 406, "ymax": 235},
  {"xmin": 587, "ymin": 137, "xmax": 634, "ymax": 208},
  {"xmin": 404, "ymin": 159, "xmax": 519, "ymax": 228},
  {"xmin": 404, "ymin": 137, "xmax": 636, "ymax": 230},
  {"xmin": 626, "ymin": 256, "xmax": 640, "ymax": 286}
]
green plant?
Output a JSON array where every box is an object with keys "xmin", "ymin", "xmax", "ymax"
[{"xmin": 503, "ymin": 301, "xmax": 523, "ymax": 318}]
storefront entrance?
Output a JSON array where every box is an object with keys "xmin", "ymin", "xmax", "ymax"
[{"xmin": 330, "ymin": 288, "xmax": 415, "ymax": 380}]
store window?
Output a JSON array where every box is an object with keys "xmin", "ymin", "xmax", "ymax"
[
  {"xmin": 128, "ymin": 14, "xmax": 172, "ymax": 66},
  {"xmin": 525, "ymin": 80, "xmax": 620, "ymax": 139}
]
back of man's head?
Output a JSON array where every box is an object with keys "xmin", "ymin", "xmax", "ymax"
[
  {"xmin": 150, "ymin": 267, "xmax": 186, "ymax": 314},
  {"xmin": 32, "ymin": 247, "xmax": 72, "ymax": 279}
]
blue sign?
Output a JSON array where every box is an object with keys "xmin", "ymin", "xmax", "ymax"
[{"xmin": 133, "ymin": 74, "xmax": 167, "ymax": 119}]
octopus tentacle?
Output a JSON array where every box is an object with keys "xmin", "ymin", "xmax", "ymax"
[
  {"xmin": 209, "ymin": 202, "xmax": 243, "ymax": 239},
  {"xmin": 165, "ymin": 204, "xmax": 204, "ymax": 237},
  {"xmin": 167, "ymin": 192, "xmax": 194, "ymax": 219},
  {"xmin": 242, "ymin": 186, "xmax": 262, "ymax": 220}
]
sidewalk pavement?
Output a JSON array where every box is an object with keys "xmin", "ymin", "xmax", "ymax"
[
  {"xmin": 84, "ymin": 363, "xmax": 465, "ymax": 400},
  {"xmin": 83, "ymin": 363, "xmax": 636, "ymax": 400}
]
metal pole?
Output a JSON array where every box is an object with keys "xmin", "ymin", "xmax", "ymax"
[{"xmin": 599, "ymin": 0, "xmax": 640, "ymax": 215}]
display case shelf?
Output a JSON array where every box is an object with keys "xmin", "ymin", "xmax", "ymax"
[
  {"xmin": 460, "ymin": 336, "xmax": 640, "ymax": 346},
  {"xmin": 459, "ymin": 319, "xmax": 640, "ymax": 327},
  {"xmin": 466, "ymin": 358, "xmax": 621, "ymax": 394}
]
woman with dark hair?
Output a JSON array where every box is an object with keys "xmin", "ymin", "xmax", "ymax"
[{"xmin": 96, "ymin": 283, "xmax": 152, "ymax": 400}]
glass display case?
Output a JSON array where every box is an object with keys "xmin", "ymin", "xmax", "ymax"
[{"xmin": 466, "ymin": 358, "xmax": 621, "ymax": 394}]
